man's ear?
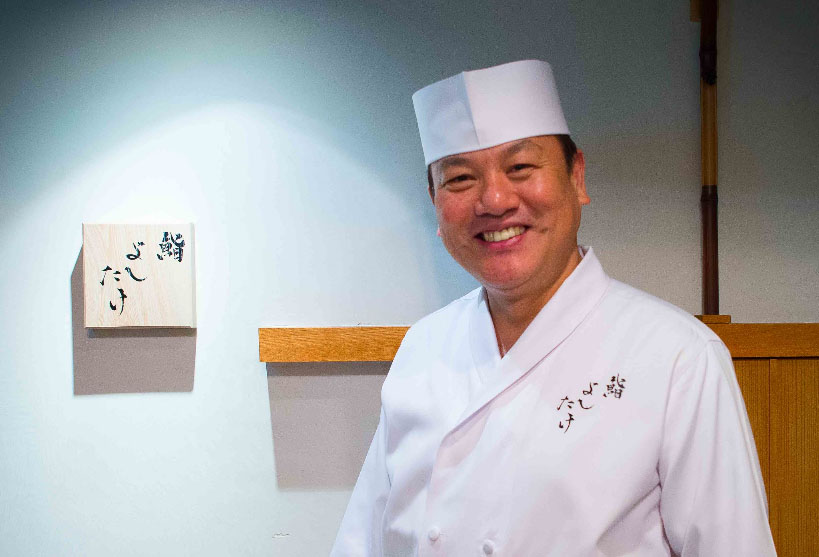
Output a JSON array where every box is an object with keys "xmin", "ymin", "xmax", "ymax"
[
  {"xmin": 572, "ymin": 150, "xmax": 590, "ymax": 206},
  {"xmin": 427, "ymin": 166, "xmax": 436, "ymax": 204}
]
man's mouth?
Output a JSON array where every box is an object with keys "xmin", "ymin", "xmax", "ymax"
[{"xmin": 480, "ymin": 226, "xmax": 526, "ymax": 243}]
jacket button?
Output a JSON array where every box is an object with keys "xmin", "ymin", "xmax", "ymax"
[
  {"xmin": 482, "ymin": 540, "xmax": 495, "ymax": 554},
  {"xmin": 427, "ymin": 527, "xmax": 441, "ymax": 542}
]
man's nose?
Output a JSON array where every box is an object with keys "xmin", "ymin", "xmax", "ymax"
[{"xmin": 476, "ymin": 172, "xmax": 519, "ymax": 216}]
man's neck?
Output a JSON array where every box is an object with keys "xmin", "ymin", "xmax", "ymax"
[{"xmin": 486, "ymin": 247, "xmax": 583, "ymax": 356}]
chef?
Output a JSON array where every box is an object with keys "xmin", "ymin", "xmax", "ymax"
[{"xmin": 331, "ymin": 60, "xmax": 776, "ymax": 556}]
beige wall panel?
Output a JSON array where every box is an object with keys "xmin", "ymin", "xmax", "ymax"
[
  {"xmin": 769, "ymin": 358, "xmax": 819, "ymax": 556},
  {"xmin": 733, "ymin": 359, "xmax": 771, "ymax": 495},
  {"xmin": 83, "ymin": 223, "xmax": 196, "ymax": 328}
]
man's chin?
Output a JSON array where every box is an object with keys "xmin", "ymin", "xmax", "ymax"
[{"xmin": 474, "ymin": 271, "xmax": 530, "ymax": 295}]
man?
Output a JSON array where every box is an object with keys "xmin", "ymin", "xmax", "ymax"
[{"xmin": 331, "ymin": 60, "xmax": 775, "ymax": 556}]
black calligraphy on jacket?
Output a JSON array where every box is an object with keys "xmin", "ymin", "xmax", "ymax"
[{"xmin": 556, "ymin": 374, "xmax": 626, "ymax": 433}]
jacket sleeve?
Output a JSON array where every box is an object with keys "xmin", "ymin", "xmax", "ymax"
[
  {"xmin": 330, "ymin": 407, "xmax": 391, "ymax": 556},
  {"xmin": 658, "ymin": 339, "xmax": 776, "ymax": 556}
]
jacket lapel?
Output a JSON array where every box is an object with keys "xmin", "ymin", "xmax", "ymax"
[{"xmin": 455, "ymin": 248, "xmax": 611, "ymax": 430}]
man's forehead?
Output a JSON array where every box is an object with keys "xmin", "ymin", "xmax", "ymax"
[{"xmin": 433, "ymin": 137, "xmax": 551, "ymax": 169}]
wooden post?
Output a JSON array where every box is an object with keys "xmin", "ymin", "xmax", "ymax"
[{"xmin": 698, "ymin": 0, "xmax": 720, "ymax": 315}]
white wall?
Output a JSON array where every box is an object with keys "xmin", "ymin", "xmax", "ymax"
[{"xmin": 0, "ymin": 1, "xmax": 816, "ymax": 555}]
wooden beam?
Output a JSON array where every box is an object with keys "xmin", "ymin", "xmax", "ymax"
[
  {"xmin": 699, "ymin": 0, "xmax": 720, "ymax": 315},
  {"xmin": 259, "ymin": 326, "xmax": 409, "ymax": 362},
  {"xmin": 707, "ymin": 323, "xmax": 819, "ymax": 358},
  {"xmin": 696, "ymin": 314, "xmax": 731, "ymax": 324},
  {"xmin": 690, "ymin": 0, "xmax": 701, "ymax": 22},
  {"xmin": 259, "ymin": 323, "xmax": 819, "ymax": 362}
]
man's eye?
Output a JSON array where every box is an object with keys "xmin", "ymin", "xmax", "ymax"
[
  {"xmin": 510, "ymin": 164, "xmax": 533, "ymax": 173},
  {"xmin": 445, "ymin": 174, "xmax": 473, "ymax": 187}
]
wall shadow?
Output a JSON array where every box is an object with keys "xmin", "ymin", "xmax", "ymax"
[
  {"xmin": 72, "ymin": 249, "xmax": 196, "ymax": 395},
  {"xmin": 267, "ymin": 362, "xmax": 387, "ymax": 490}
]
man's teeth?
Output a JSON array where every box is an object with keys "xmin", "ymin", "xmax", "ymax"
[{"xmin": 481, "ymin": 226, "xmax": 525, "ymax": 243}]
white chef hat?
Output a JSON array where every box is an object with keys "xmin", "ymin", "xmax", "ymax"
[{"xmin": 412, "ymin": 60, "xmax": 569, "ymax": 165}]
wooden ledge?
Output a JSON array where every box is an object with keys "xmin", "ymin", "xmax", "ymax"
[
  {"xmin": 695, "ymin": 314, "xmax": 732, "ymax": 324},
  {"xmin": 259, "ymin": 323, "xmax": 819, "ymax": 362},
  {"xmin": 259, "ymin": 327, "xmax": 409, "ymax": 362},
  {"xmin": 706, "ymin": 323, "xmax": 819, "ymax": 358}
]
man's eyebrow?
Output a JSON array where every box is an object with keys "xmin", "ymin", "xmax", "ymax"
[
  {"xmin": 436, "ymin": 156, "xmax": 472, "ymax": 172},
  {"xmin": 435, "ymin": 139, "xmax": 544, "ymax": 174},
  {"xmin": 499, "ymin": 138, "xmax": 543, "ymax": 157}
]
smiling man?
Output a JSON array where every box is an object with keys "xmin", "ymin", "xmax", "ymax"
[
  {"xmin": 429, "ymin": 134, "xmax": 589, "ymax": 358},
  {"xmin": 331, "ymin": 60, "xmax": 776, "ymax": 556}
]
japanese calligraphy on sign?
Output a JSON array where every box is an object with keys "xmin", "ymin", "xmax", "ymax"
[
  {"xmin": 556, "ymin": 373, "xmax": 627, "ymax": 433},
  {"xmin": 83, "ymin": 224, "xmax": 196, "ymax": 328}
]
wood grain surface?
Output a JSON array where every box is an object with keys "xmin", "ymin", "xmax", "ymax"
[
  {"xmin": 695, "ymin": 314, "xmax": 731, "ymax": 324},
  {"xmin": 259, "ymin": 327, "xmax": 410, "ymax": 362},
  {"xmin": 707, "ymin": 323, "xmax": 819, "ymax": 358},
  {"xmin": 83, "ymin": 223, "xmax": 196, "ymax": 328},
  {"xmin": 258, "ymin": 324, "xmax": 819, "ymax": 362},
  {"xmin": 769, "ymin": 358, "xmax": 819, "ymax": 556}
]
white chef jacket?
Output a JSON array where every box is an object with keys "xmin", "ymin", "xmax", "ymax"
[{"xmin": 331, "ymin": 248, "xmax": 775, "ymax": 556}]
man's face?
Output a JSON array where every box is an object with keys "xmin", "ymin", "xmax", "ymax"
[{"xmin": 429, "ymin": 135, "xmax": 589, "ymax": 300}]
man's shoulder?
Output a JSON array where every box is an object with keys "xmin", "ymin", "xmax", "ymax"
[
  {"xmin": 401, "ymin": 286, "xmax": 482, "ymax": 344},
  {"xmin": 601, "ymin": 279, "xmax": 723, "ymax": 347},
  {"xmin": 384, "ymin": 288, "xmax": 480, "ymax": 386}
]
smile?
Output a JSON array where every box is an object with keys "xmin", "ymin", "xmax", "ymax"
[{"xmin": 481, "ymin": 226, "xmax": 526, "ymax": 243}]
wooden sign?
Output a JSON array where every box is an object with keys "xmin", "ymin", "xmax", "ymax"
[{"xmin": 83, "ymin": 223, "xmax": 196, "ymax": 328}]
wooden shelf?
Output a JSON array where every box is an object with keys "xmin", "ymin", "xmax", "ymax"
[
  {"xmin": 259, "ymin": 327, "xmax": 409, "ymax": 362},
  {"xmin": 707, "ymin": 323, "xmax": 819, "ymax": 358},
  {"xmin": 259, "ymin": 323, "xmax": 819, "ymax": 362}
]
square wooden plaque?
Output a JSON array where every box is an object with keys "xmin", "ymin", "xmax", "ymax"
[{"xmin": 83, "ymin": 223, "xmax": 196, "ymax": 328}]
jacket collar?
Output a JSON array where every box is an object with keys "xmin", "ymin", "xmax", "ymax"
[{"xmin": 460, "ymin": 246, "xmax": 611, "ymax": 425}]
